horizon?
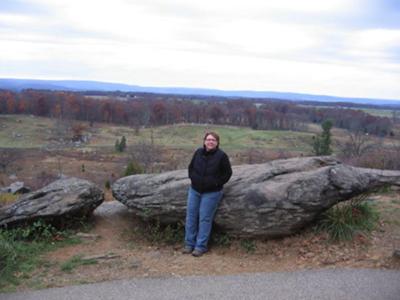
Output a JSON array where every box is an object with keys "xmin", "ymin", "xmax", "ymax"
[
  {"xmin": 2, "ymin": 77, "xmax": 400, "ymax": 104},
  {"xmin": 1, "ymin": 1, "xmax": 400, "ymax": 100}
]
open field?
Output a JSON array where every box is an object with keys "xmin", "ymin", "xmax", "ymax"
[
  {"xmin": 0, "ymin": 115, "xmax": 55, "ymax": 148},
  {"xmin": 0, "ymin": 115, "xmax": 315, "ymax": 152},
  {"xmin": 358, "ymin": 108, "xmax": 397, "ymax": 118},
  {"xmin": 0, "ymin": 114, "xmax": 318, "ymax": 188},
  {"xmin": 298, "ymin": 104, "xmax": 399, "ymax": 118}
]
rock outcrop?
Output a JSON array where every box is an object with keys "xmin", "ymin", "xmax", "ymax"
[
  {"xmin": 0, "ymin": 177, "xmax": 104, "ymax": 227},
  {"xmin": 112, "ymin": 156, "xmax": 400, "ymax": 238}
]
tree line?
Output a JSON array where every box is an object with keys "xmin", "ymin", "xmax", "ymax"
[{"xmin": 0, "ymin": 89, "xmax": 395, "ymax": 136}]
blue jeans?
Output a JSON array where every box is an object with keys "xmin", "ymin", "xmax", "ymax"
[{"xmin": 184, "ymin": 187, "xmax": 223, "ymax": 252}]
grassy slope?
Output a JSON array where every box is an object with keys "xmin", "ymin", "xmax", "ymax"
[{"xmin": 0, "ymin": 115, "xmax": 54, "ymax": 148}]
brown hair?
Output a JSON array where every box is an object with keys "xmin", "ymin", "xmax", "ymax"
[{"xmin": 203, "ymin": 131, "xmax": 220, "ymax": 145}]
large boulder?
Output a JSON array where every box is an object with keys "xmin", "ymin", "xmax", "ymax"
[
  {"xmin": 0, "ymin": 177, "xmax": 104, "ymax": 227},
  {"xmin": 112, "ymin": 156, "xmax": 400, "ymax": 238}
]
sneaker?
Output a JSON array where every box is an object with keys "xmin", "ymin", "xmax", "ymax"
[
  {"xmin": 182, "ymin": 246, "xmax": 193, "ymax": 254},
  {"xmin": 192, "ymin": 249, "xmax": 206, "ymax": 257}
]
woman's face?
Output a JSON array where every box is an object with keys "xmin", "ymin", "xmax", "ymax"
[{"xmin": 204, "ymin": 134, "xmax": 218, "ymax": 151}]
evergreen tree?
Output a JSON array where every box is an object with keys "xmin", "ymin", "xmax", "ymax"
[
  {"xmin": 120, "ymin": 136, "xmax": 127, "ymax": 152},
  {"xmin": 115, "ymin": 136, "xmax": 127, "ymax": 152},
  {"xmin": 124, "ymin": 161, "xmax": 143, "ymax": 176},
  {"xmin": 115, "ymin": 139, "xmax": 120, "ymax": 152},
  {"xmin": 313, "ymin": 120, "xmax": 333, "ymax": 155}
]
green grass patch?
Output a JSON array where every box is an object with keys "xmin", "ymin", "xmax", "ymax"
[
  {"xmin": 60, "ymin": 255, "xmax": 97, "ymax": 273},
  {"xmin": 391, "ymin": 198, "xmax": 400, "ymax": 205},
  {"xmin": 0, "ymin": 115, "xmax": 54, "ymax": 148},
  {"xmin": 134, "ymin": 124, "xmax": 314, "ymax": 152},
  {"xmin": 211, "ymin": 232, "xmax": 232, "ymax": 247},
  {"xmin": 0, "ymin": 220, "xmax": 81, "ymax": 291},
  {"xmin": 0, "ymin": 193, "xmax": 19, "ymax": 206},
  {"xmin": 316, "ymin": 195, "xmax": 379, "ymax": 241},
  {"xmin": 240, "ymin": 239, "xmax": 256, "ymax": 253}
]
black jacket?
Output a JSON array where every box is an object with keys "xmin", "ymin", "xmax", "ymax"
[{"xmin": 188, "ymin": 147, "xmax": 232, "ymax": 193}]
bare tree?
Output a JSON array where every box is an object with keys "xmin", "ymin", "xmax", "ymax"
[
  {"xmin": 129, "ymin": 133, "xmax": 163, "ymax": 173},
  {"xmin": 339, "ymin": 130, "xmax": 379, "ymax": 157}
]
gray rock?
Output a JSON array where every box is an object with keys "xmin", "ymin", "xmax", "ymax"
[
  {"xmin": 0, "ymin": 181, "xmax": 31, "ymax": 194},
  {"xmin": 0, "ymin": 177, "xmax": 104, "ymax": 227},
  {"xmin": 112, "ymin": 156, "xmax": 400, "ymax": 238}
]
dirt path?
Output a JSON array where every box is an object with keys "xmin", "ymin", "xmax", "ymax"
[{"xmin": 21, "ymin": 193, "xmax": 400, "ymax": 290}]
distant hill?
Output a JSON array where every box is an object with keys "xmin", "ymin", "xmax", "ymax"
[{"xmin": 1, "ymin": 78, "xmax": 399, "ymax": 106}]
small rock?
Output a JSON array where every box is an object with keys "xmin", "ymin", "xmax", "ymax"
[
  {"xmin": 322, "ymin": 258, "xmax": 336, "ymax": 265},
  {"xmin": 304, "ymin": 252, "xmax": 315, "ymax": 259},
  {"xmin": 130, "ymin": 259, "xmax": 142, "ymax": 269},
  {"xmin": 148, "ymin": 251, "xmax": 161, "ymax": 259},
  {"xmin": 0, "ymin": 181, "xmax": 31, "ymax": 194},
  {"xmin": 76, "ymin": 232, "xmax": 101, "ymax": 240},
  {"xmin": 393, "ymin": 250, "xmax": 400, "ymax": 259},
  {"xmin": 82, "ymin": 254, "xmax": 120, "ymax": 260}
]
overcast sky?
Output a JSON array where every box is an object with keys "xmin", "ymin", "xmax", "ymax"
[{"xmin": 1, "ymin": 0, "xmax": 400, "ymax": 99}]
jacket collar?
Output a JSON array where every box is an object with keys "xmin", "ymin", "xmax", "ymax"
[{"xmin": 203, "ymin": 145, "xmax": 218, "ymax": 155}]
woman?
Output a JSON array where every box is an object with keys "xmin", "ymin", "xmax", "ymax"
[{"xmin": 183, "ymin": 132, "xmax": 232, "ymax": 257}]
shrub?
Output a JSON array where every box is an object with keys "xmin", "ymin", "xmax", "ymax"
[
  {"xmin": 104, "ymin": 180, "xmax": 111, "ymax": 190},
  {"xmin": 316, "ymin": 194, "xmax": 379, "ymax": 241},
  {"xmin": 211, "ymin": 232, "xmax": 232, "ymax": 247},
  {"xmin": 141, "ymin": 219, "xmax": 184, "ymax": 245},
  {"xmin": 240, "ymin": 239, "xmax": 256, "ymax": 253},
  {"xmin": 124, "ymin": 161, "xmax": 143, "ymax": 176}
]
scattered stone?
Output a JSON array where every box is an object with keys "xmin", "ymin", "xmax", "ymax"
[
  {"xmin": 322, "ymin": 258, "xmax": 336, "ymax": 265},
  {"xmin": 76, "ymin": 232, "xmax": 101, "ymax": 240},
  {"xmin": 130, "ymin": 259, "xmax": 142, "ymax": 269},
  {"xmin": 82, "ymin": 254, "xmax": 120, "ymax": 261},
  {"xmin": 304, "ymin": 252, "xmax": 315, "ymax": 259},
  {"xmin": 112, "ymin": 156, "xmax": 400, "ymax": 238},
  {"xmin": 148, "ymin": 251, "xmax": 162, "ymax": 259}
]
